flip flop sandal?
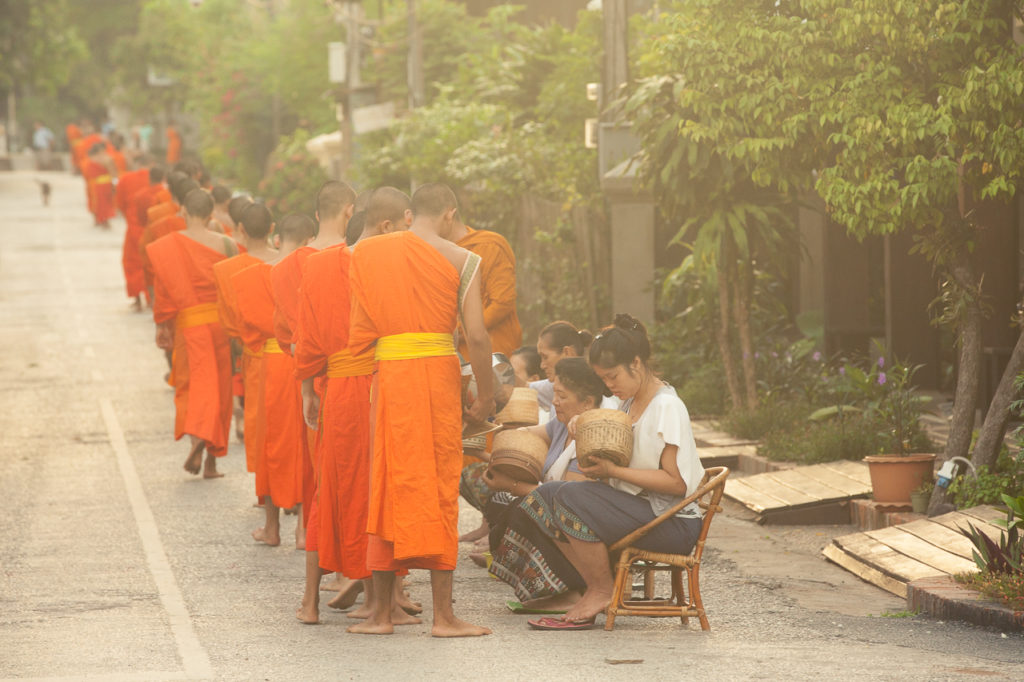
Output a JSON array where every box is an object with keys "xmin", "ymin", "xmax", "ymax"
[
  {"xmin": 527, "ymin": 616, "xmax": 597, "ymax": 631},
  {"xmin": 506, "ymin": 601, "xmax": 568, "ymax": 615}
]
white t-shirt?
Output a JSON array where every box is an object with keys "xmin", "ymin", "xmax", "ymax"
[{"xmin": 611, "ymin": 385, "xmax": 705, "ymax": 518}]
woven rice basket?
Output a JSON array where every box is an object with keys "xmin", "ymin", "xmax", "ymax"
[
  {"xmin": 576, "ymin": 408, "xmax": 633, "ymax": 468},
  {"xmin": 495, "ymin": 387, "xmax": 540, "ymax": 427},
  {"xmin": 489, "ymin": 429, "xmax": 547, "ymax": 483},
  {"xmin": 462, "ymin": 434, "xmax": 488, "ymax": 455}
]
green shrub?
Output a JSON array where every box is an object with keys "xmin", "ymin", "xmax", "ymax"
[
  {"xmin": 950, "ymin": 449, "xmax": 1024, "ymax": 509},
  {"xmin": 720, "ymin": 401, "xmax": 813, "ymax": 441},
  {"xmin": 759, "ymin": 413, "xmax": 889, "ymax": 464},
  {"xmin": 678, "ymin": 367, "xmax": 726, "ymax": 419}
]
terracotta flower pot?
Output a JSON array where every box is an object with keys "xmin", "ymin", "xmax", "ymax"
[{"xmin": 863, "ymin": 453, "xmax": 936, "ymax": 505}]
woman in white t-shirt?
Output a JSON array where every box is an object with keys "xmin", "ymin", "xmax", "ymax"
[{"xmin": 521, "ymin": 313, "xmax": 705, "ymax": 630}]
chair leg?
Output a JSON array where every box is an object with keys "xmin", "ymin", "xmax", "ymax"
[
  {"xmin": 605, "ymin": 555, "xmax": 632, "ymax": 631},
  {"xmin": 643, "ymin": 566, "xmax": 655, "ymax": 600},
  {"xmin": 671, "ymin": 568, "xmax": 688, "ymax": 626},
  {"xmin": 690, "ymin": 565, "xmax": 710, "ymax": 631}
]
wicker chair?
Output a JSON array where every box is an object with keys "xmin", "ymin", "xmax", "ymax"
[{"xmin": 604, "ymin": 466, "xmax": 730, "ymax": 631}]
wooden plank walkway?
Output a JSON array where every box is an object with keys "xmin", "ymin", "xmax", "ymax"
[
  {"xmin": 723, "ymin": 460, "xmax": 872, "ymax": 523},
  {"xmin": 822, "ymin": 506, "xmax": 1001, "ymax": 597}
]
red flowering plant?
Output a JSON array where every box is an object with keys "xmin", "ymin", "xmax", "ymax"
[{"xmin": 257, "ymin": 129, "xmax": 328, "ymax": 219}]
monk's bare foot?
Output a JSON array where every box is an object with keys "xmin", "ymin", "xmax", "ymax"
[
  {"xmin": 431, "ymin": 616, "xmax": 491, "ymax": 638},
  {"xmin": 294, "ymin": 522, "xmax": 306, "ymax": 551},
  {"xmin": 562, "ymin": 589, "xmax": 612, "ymax": 624},
  {"xmin": 469, "ymin": 552, "xmax": 489, "ymax": 568},
  {"xmin": 130, "ymin": 298, "xmax": 142, "ymax": 313},
  {"xmin": 327, "ymin": 581, "xmax": 363, "ymax": 610},
  {"xmin": 391, "ymin": 605, "xmax": 422, "ymax": 626},
  {"xmin": 346, "ymin": 619, "xmax": 393, "ymax": 635},
  {"xmin": 295, "ymin": 603, "xmax": 319, "ymax": 624},
  {"xmin": 322, "ymin": 574, "xmax": 345, "ymax": 591},
  {"xmin": 394, "ymin": 589, "xmax": 422, "ymax": 616},
  {"xmin": 346, "ymin": 602, "xmax": 373, "ymax": 620},
  {"xmin": 459, "ymin": 524, "xmax": 489, "ymax": 543},
  {"xmin": 183, "ymin": 442, "xmax": 203, "ymax": 475},
  {"xmin": 252, "ymin": 526, "xmax": 281, "ymax": 547},
  {"xmin": 202, "ymin": 453, "xmax": 224, "ymax": 479}
]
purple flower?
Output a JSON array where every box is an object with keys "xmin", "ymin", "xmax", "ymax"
[
  {"xmin": 754, "ymin": 352, "xmax": 760, "ymax": 359},
  {"xmin": 878, "ymin": 356, "xmax": 885, "ymax": 369},
  {"xmin": 878, "ymin": 372, "xmax": 887, "ymax": 385},
  {"xmin": 771, "ymin": 351, "xmax": 778, "ymax": 358},
  {"xmin": 839, "ymin": 367, "xmax": 846, "ymax": 376},
  {"xmin": 812, "ymin": 351, "xmax": 822, "ymax": 362}
]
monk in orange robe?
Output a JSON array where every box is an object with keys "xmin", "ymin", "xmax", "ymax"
[
  {"xmin": 166, "ymin": 124, "xmax": 182, "ymax": 164},
  {"xmin": 451, "ymin": 217, "xmax": 522, "ymax": 357},
  {"xmin": 141, "ymin": 175, "xmax": 195, "ymax": 299},
  {"xmin": 116, "ymin": 157, "xmax": 156, "ymax": 310},
  {"xmin": 213, "ymin": 200, "xmax": 267, "ymax": 482},
  {"xmin": 347, "ymin": 183, "xmax": 494, "ymax": 638},
  {"xmin": 235, "ymin": 211, "xmax": 316, "ymax": 548},
  {"xmin": 82, "ymin": 144, "xmax": 116, "ymax": 228},
  {"xmin": 147, "ymin": 188, "xmax": 237, "ymax": 477},
  {"xmin": 209, "ymin": 185, "xmax": 236, "ymax": 237},
  {"xmin": 65, "ymin": 123, "xmax": 82, "ymax": 174}
]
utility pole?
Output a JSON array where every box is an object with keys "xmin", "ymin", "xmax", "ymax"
[
  {"xmin": 407, "ymin": 0, "xmax": 424, "ymax": 110},
  {"xmin": 340, "ymin": 0, "xmax": 363, "ymax": 178}
]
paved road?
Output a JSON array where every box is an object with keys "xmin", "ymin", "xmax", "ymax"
[{"xmin": 1, "ymin": 171, "xmax": 1022, "ymax": 681}]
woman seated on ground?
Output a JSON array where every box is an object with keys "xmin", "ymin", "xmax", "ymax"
[
  {"xmin": 482, "ymin": 358, "xmax": 609, "ymax": 606},
  {"xmin": 516, "ymin": 313, "xmax": 706, "ymax": 628}
]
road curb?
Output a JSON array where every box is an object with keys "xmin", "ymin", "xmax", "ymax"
[{"xmin": 907, "ymin": 576, "xmax": 1024, "ymax": 631}]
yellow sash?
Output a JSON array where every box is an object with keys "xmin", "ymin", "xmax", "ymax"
[
  {"xmin": 263, "ymin": 338, "xmax": 283, "ymax": 355},
  {"xmin": 95, "ymin": 174, "xmax": 112, "ymax": 184},
  {"xmin": 375, "ymin": 332, "xmax": 455, "ymax": 362},
  {"xmin": 176, "ymin": 302, "xmax": 219, "ymax": 330},
  {"xmin": 327, "ymin": 349, "xmax": 376, "ymax": 377}
]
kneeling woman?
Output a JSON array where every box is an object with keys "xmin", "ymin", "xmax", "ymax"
[
  {"xmin": 485, "ymin": 358, "xmax": 608, "ymax": 610},
  {"xmin": 521, "ymin": 313, "xmax": 705, "ymax": 627}
]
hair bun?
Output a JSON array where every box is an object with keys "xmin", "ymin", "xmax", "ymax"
[
  {"xmin": 577, "ymin": 329, "xmax": 594, "ymax": 346},
  {"xmin": 613, "ymin": 313, "xmax": 640, "ymax": 331}
]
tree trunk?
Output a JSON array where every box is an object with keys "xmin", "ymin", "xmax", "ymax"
[
  {"xmin": 715, "ymin": 262, "xmax": 743, "ymax": 411},
  {"xmin": 733, "ymin": 260, "xmax": 758, "ymax": 410},
  {"xmin": 971, "ymin": 328, "xmax": 1024, "ymax": 470},
  {"xmin": 927, "ymin": 255, "xmax": 984, "ymax": 514}
]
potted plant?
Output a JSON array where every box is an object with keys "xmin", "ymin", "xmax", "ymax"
[
  {"xmin": 859, "ymin": 355, "xmax": 935, "ymax": 505},
  {"xmin": 911, "ymin": 480, "xmax": 934, "ymax": 514}
]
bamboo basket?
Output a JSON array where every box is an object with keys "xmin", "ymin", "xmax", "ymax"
[
  {"xmin": 576, "ymin": 408, "xmax": 633, "ymax": 468},
  {"xmin": 495, "ymin": 387, "xmax": 540, "ymax": 427},
  {"xmin": 489, "ymin": 429, "xmax": 548, "ymax": 483}
]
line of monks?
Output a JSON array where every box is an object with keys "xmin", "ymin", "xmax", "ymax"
[{"xmin": 88, "ymin": 150, "xmax": 525, "ymax": 637}]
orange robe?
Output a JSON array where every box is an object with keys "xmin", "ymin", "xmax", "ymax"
[
  {"xmin": 82, "ymin": 159, "xmax": 115, "ymax": 223},
  {"xmin": 141, "ymin": 214, "xmax": 186, "ymax": 294},
  {"xmin": 270, "ymin": 246, "xmax": 320, "ymax": 526},
  {"xmin": 295, "ymin": 246, "xmax": 373, "ymax": 578},
  {"xmin": 135, "ymin": 185, "xmax": 172, "ymax": 230},
  {"xmin": 147, "ymin": 232, "xmax": 233, "ymax": 455},
  {"xmin": 349, "ymin": 232, "xmax": 470, "ymax": 571},
  {"xmin": 457, "ymin": 227, "xmax": 522, "ymax": 357},
  {"xmin": 233, "ymin": 263, "xmax": 304, "ymax": 509},
  {"xmin": 116, "ymin": 169, "xmax": 150, "ymax": 298},
  {"xmin": 213, "ymin": 253, "xmax": 262, "ymax": 473},
  {"xmin": 106, "ymin": 144, "xmax": 128, "ymax": 175},
  {"xmin": 166, "ymin": 127, "xmax": 182, "ymax": 164}
]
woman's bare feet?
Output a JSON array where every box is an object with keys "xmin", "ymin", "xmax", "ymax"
[
  {"xmin": 202, "ymin": 453, "xmax": 223, "ymax": 479},
  {"xmin": 562, "ymin": 589, "xmax": 612, "ymax": 623},
  {"xmin": 458, "ymin": 523, "xmax": 489, "ymax": 543},
  {"xmin": 522, "ymin": 591, "xmax": 581, "ymax": 612},
  {"xmin": 431, "ymin": 616, "xmax": 492, "ymax": 638},
  {"xmin": 327, "ymin": 580, "xmax": 364, "ymax": 610},
  {"xmin": 295, "ymin": 601, "xmax": 318, "ymax": 624},
  {"xmin": 252, "ymin": 527, "xmax": 280, "ymax": 547}
]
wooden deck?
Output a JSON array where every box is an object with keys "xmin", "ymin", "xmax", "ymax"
[
  {"xmin": 723, "ymin": 460, "xmax": 873, "ymax": 524},
  {"xmin": 822, "ymin": 506, "xmax": 1001, "ymax": 597}
]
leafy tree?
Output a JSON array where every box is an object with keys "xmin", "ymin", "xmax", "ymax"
[
  {"xmin": 0, "ymin": 0, "xmax": 86, "ymax": 96},
  {"xmin": 624, "ymin": 1, "xmax": 825, "ymax": 411},
  {"xmin": 808, "ymin": 0, "xmax": 1024, "ymax": 510}
]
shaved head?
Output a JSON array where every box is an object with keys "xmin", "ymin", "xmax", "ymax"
[
  {"xmin": 183, "ymin": 189, "xmax": 214, "ymax": 220},
  {"xmin": 277, "ymin": 214, "xmax": 316, "ymax": 245},
  {"xmin": 365, "ymin": 186, "xmax": 412, "ymax": 229},
  {"xmin": 171, "ymin": 177, "xmax": 200, "ymax": 204},
  {"xmin": 227, "ymin": 195, "xmax": 253, "ymax": 224},
  {"xmin": 411, "ymin": 183, "xmax": 458, "ymax": 218},
  {"xmin": 315, "ymin": 180, "xmax": 357, "ymax": 221},
  {"xmin": 240, "ymin": 203, "xmax": 273, "ymax": 240},
  {"xmin": 346, "ymin": 210, "xmax": 366, "ymax": 245}
]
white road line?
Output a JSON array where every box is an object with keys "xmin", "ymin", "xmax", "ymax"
[{"xmin": 99, "ymin": 398, "xmax": 213, "ymax": 680}]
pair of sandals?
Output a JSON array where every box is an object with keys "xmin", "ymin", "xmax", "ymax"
[{"xmin": 506, "ymin": 600, "xmax": 598, "ymax": 631}]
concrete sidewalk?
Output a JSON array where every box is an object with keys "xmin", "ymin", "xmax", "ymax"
[{"xmin": 1, "ymin": 171, "xmax": 1022, "ymax": 681}]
